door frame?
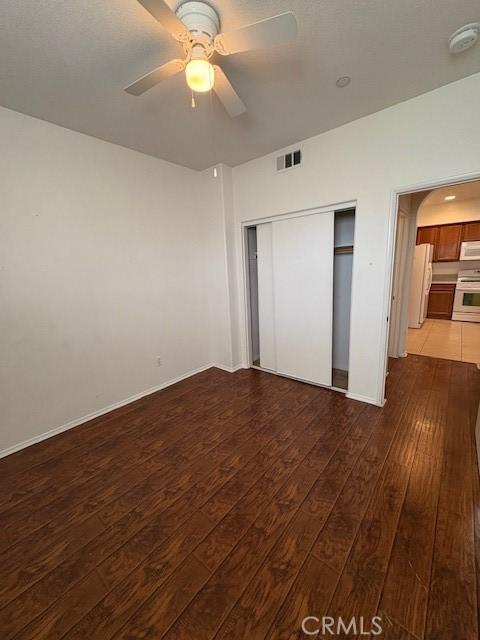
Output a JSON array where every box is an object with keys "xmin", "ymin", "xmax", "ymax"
[
  {"xmin": 241, "ymin": 200, "xmax": 356, "ymax": 383},
  {"xmin": 388, "ymin": 200, "xmax": 419, "ymax": 358},
  {"xmin": 388, "ymin": 207, "xmax": 409, "ymax": 358},
  {"xmin": 381, "ymin": 170, "xmax": 480, "ymax": 402}
]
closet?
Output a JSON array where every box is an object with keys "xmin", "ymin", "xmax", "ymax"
[
  {"xmin": 332, "ymin": 209, "xmax": 355, "ymax": 389},
  {"xmin": 246, "ymin": 207, "xmax": 355, "ymax": 392}
]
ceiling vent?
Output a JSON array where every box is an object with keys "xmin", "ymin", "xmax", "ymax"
[{"xmin": 276, "ymin": 149, "xmax": 302, "ymax": 172}]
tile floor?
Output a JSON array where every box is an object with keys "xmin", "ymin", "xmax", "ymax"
[{"xmin": 407, "ymin": 319, "xmax": 480, "ymax": 363}]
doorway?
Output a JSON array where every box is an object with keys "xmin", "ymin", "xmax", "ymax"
[{"xmin": 387, "ymin": 178, "xmax": 480, "ymax": 377}]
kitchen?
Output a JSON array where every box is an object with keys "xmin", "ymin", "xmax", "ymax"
[{"xmin": 406, "ymin": 181, "xmax": 480, "ymax": 363}]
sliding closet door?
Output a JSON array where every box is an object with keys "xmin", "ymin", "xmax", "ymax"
[
  {"xmin": 272, "ymin": 212, "xmax": 334, "ymax": 386},
  {"xmin": 256, "ymin": 223, "xmax": 276, "ymax": 371}
]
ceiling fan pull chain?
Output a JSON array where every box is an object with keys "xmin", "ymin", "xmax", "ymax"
[{"xmin": 191, "ymin": 90, "xmax": 196, "ymax": 109}]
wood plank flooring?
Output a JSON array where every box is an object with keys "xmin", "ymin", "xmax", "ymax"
[{"xmin": 0, "ymin": 355, "xmax": 479, "ymax": 639}]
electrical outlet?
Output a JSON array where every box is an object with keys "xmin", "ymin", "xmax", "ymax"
[{"xmin": 156, "ymin": 356, "xmax": 162, "ymax": 367}]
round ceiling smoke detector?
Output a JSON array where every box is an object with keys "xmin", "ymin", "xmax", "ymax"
[{"xmin": 448, "ymin": 23, "xmax": 480, "ymax": 54}]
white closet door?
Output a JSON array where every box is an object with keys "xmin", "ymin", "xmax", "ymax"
[
  {"xmin": 256, "ymin": 222, "xmax": 276, "ymax": 371},
  {"xmin": 272, "ymin": 212, "xmax": 334, "ymax": 386}
]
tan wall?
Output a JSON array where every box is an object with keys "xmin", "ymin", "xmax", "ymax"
[{"xmin": 417, "ymin": 198, "xmax": 480, "ymax": 226}]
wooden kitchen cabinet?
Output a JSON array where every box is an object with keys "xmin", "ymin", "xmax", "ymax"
[
  {"xmin": 416, "ymin": 226, "xmax": 438, "ymax": 246},
  {"xmin": 434, "ymin": 224, "xmax": 463, "ymax": 261},
  {"xmin": 427, "ymin": 283, "xmax": 456, "ymax": 319},
  {"xmin": 462, "ymin": 221, "xmax": 480, "ymax": 242},
  {"xmin": 417, "ymin": 223, "xmax": 463, "ymax": 261},
  {"xmin": 417, "ymin": 220, "xmax": 480, "ymax": 261}
]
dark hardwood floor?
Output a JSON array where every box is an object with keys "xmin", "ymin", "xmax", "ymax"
[{"xmin": 0, "ymin": 355, "xmax": 479, "ymax": 639}]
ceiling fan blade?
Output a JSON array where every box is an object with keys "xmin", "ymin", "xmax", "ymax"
[
  {"xmin": 125, "ymin": 59, "xmax": 185, "ymax": 95},
  {"xmin": 136, "ymin": 0, "xmax": 188, "ymax": 40},
  {"xmin": 213, "ymin": 66, "xmax": 246, "ymax": 118},
  {"xmin": 214, "ymin": 11, "xmax": 297, "ymax": 55}
]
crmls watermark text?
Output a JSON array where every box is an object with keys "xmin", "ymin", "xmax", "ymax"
[{"xmin": 301, "ymin": 616, "xmax": 383, "ymax": 636}]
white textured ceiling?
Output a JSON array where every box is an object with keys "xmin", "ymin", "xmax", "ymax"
[{"xmin": 1, "ymin": 0, "xmax": 479, "ymax": 170}]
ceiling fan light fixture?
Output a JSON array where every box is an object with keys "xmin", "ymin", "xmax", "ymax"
[
  {"xmin": 185, "ymin": 59, "xmax": 215, "ymax": 93},
  {"xmin": 126, "ymin": 0, "xmax": 298, "ymax": 116}
]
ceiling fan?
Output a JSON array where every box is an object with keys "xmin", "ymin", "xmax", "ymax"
[{"xmin": 125, "ymin": 0, "xmax": 298, "ymax": 117}]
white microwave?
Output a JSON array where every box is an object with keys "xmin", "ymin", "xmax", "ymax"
[{"xmin": 460, "ymin": 240, "xmax": 480, "ymax": 261}]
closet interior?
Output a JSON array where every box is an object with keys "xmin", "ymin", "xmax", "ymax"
[
  {"xmin": 332, "ymin": 208, "xmax": 355, "ymax": 390},
  {"xmin": 246, "ymin": 207, "xmax": 355, "ymax": 392}
]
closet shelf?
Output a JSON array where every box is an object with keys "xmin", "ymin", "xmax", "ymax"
[{"xmin": 334, "ymin": 245, "xmax": 354, "ymax": 255}]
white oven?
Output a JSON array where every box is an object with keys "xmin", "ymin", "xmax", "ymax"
[
  {"xmin": 452, "ymin": 269, "xmax": 480, "ymax": 322},
  {"xmin": 460, "ymin": 241, "xmax": 480, "ymax": 261}
]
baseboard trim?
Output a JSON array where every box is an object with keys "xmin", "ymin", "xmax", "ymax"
[
  {"xmin": 346, "ymin": 392, "xmax": 382, "ymax": 407},
  {"xmin": 0, "ymin": 362, "xmax": 218, "ymax": 460},
  {"xmin": 212, "ymin": 363, "xmax": 245, "ymax": 373}
]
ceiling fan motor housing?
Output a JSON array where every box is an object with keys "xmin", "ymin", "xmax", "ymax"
[{"xmin": 176, "ymin": 1, "xmax": 220, "ymax": 41}]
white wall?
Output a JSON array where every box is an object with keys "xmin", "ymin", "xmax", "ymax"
[
  {"xmin": 231, "ymin": 72, "xmax": 480, "ymax": 405},
  {"xmin": 0, "ymin": 107, "xmax": 216, "ymax": 454},
  {"xmin": 417, "ymin": 197, "xmax": 480, "ymax": 226},
  {"xmin": 3, "ymin": 71, "xmax": 480, "ymax": 453}
]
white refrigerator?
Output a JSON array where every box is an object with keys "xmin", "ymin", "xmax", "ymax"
[{"xmin": 408, "ymin": 243, "xmax": 434, "ymax": 328}]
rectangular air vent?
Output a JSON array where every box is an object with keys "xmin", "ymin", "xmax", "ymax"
[{"xmin": 276, "ymin": 149, "xmax": 302, "ymax": 172}]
